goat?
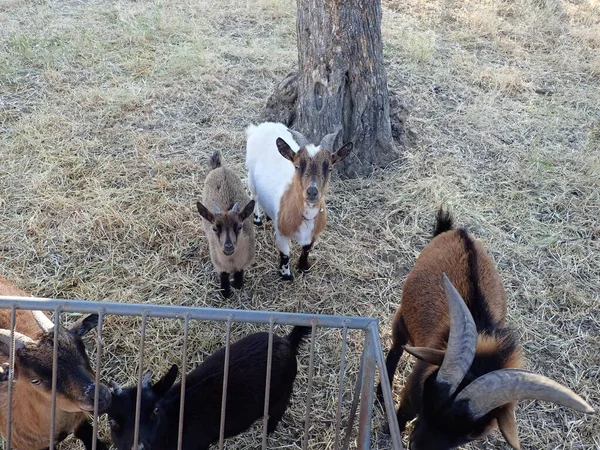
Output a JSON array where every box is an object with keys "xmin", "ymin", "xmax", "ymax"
[
  {"xmin": 245, "ymin": 122, "xmax": 352, "ymax": 280},
  {"xmin": 379, "ymin": 210, "xmax": 594, "ymax": 449},
  {"xmin": 107, "ymin": 326, "xmax": 311, "ymax": 450},
  {"xmin": 196, "ymin": 151, "xmax": 256, "ymax": 298},
  {"xmin": 0, "ymin": 277, "xmax": 111, "ymax": 450}
]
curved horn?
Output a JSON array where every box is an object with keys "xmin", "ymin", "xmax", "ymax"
[
  {"xmin": 142, "ymin": 372, "xmax": 152, "ymax": 388},
  {"xmin": 287, "ymin": 129, "xmax": 311, "ymax": 149},
  {"xmin": 455, "ymin": 368, "xmax": 595, "ymax": 420},
  {"xmin": 212, "ymin": 203, "xmax": 222, "ymax": 215},
  {"xmin": 436, "ymin": 273, "xmax": 477, "ymax": 397},
  {"xmin": 32, "ymin": 311, "xmax": 54, "ymax": 333},
  {"xmin": 231, "ymin": 202, "xmax": 240, "ymax": 213},
  {"xmin": 318, "ymin": 125, "xmax": 342, "ymax": 151},
  {"xmin": 110, "ymin": 380, "xmax": 123, "ymax": 395},
  {"xmin": 0, "ymin": 329, "xmax": 35, "ymax": 351}
]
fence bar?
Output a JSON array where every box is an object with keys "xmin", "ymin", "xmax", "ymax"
[
  {"xmin": 371, "ymin": 325, "xmax": 404, "ymax": 449},
  {"xmin": 49, "ymin": 307, "xmax": 61, "ymax": 449},
  {"xmin": 261, "ymin": 317, "xmax": 275, "ymax": 449},
  {"xmin": 177, "ymin": 313, "xmax": 190, "ymax": 450},
  {"xmin": 334, "ymin": 323, "xmax": 349, "ymax": 450},
  {"xmin": 5, "ymin": 305, "xmax": 17, "ymax": 449},
  {"xmin": 342, "ymin": 343, "xmax": 366, "ymax": 450},
  {"xmin": 219, "ymin": 316, "xmax": 233, "ymax": 450},
  {"xmin": 133, "ymin": 312, "xmax": 148, "ymax": 450},
  {"xmin": 356, "ymin": 324, "xmax": 377, "ymax": 449},
  {"xmin": 301, "ymin": 322, "xmax": 317, "ymax": 450},
  {"xmin": 0, "ymin": 297, "xmax": 375, "ymax": 329},
  {"xmin": 92, "ymin": 310, "xmax": 105, "ymax": 450}
]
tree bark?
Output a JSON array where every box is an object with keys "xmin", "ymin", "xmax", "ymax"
[{"xmin": 295, "ymin": 0, "xmax": 397, "ymax": 178}]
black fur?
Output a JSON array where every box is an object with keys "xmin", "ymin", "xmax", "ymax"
[
  {"xmin": 209, "ymin": 151, "xmax": 222, "ymax": 170},
  {"xmin": 456, "ymin": 229, "xmax": 495, "ymax": 333},
  {"xmin": 232, "ymin": 270, "xmax": 244, "ymax": 289},
  {"xmin": 433, "ymin": 207, "xmax": 453, "ymax": 237},
  {"xmin": 298, "ymin": 244, "xmax": 312, "ymax": 272},
  {"xmin": 107, "ymin": 327, "xmax": 311, "ymax": 450},
  {"xmin": 219, "ymin": 272, "xmax": 232, "ymax": 298}
]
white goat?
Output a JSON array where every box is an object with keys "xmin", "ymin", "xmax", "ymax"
[{"xmin": 245, "ymin": 122, "xmax": 352, "ymax": 280}]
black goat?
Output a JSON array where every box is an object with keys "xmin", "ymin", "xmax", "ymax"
[{"xmin": 107, "ymin": 326, "xmax": 311, "ymax": 450}]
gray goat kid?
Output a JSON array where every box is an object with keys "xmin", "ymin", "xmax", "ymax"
[{"xmin": 196, "ymin": 151, "xmax": 255, "ymax": 298}]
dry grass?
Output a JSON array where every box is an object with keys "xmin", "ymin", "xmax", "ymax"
[{"xmin": 1, "ymin": 0, "xmax": 599, "ymax": 448}]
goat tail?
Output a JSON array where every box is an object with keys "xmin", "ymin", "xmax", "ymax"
[
  {"xmin": 286, "ymin": 326, "xmax": 312, "ymax": 353},
  {"xmin": 209, "ymin": 151, "xmax": 222, "ymax": 170},
  {"xmin": 433, "ymin": 206, "xmax": 454, "ymax": 237}
]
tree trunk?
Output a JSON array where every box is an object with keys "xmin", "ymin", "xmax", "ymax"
[{"xmin": 295, "ymin": 0, "xmax": 397, "ymax": 178}]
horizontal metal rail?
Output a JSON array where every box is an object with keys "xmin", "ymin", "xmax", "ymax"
[{"xmin": 0, "ymin": 296, "xmax": 376, "ymax": 328}]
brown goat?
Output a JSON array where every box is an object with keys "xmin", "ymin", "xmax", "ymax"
[
  {"xmin": 0, "ymin": 277, "xmax": 111, "ymax": 450},
  {"xmin": 196, "ymin": 151, "xmax": 255, "ymax": 298},
  {"xmin": 379, "ymin": 210, "xmax": 594, "ymax": 450}
]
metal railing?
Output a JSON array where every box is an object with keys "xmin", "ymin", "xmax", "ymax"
[{"xmin": 0, "ymin": 296, "xmax": 403, "ymax": 450}]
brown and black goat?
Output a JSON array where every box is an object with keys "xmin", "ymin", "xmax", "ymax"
[
  {"xmin": 379, "ymin": 210, "xmax": 594, "ymax": 450},
  {"xmin": 0, "ymin": 277, "xmax": 111, "ymax": 450},
  {"xmin": 196, "ymin": 151, "xmax": 255, "ymax": 298}
]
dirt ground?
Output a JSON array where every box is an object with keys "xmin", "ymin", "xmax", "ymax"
[{"xmin": 1, "ymin": 0, "xmax": 598, "ymax": 448}]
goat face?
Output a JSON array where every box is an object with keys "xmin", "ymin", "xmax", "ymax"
[
  {"xmin": 403, "ymin": 274, "xmax": 594, "ymax": 450},
  {"xmin": 107, "ymin": 365, "xmax": 178, "ymax": 450},
  {"xmin": 276, "ymin": 135, "xmax": 352, "ymax": 206},
  {"xmin": 14, "ymin": 314, "xmax": 110, "ymax": 413},
  {"xmin": 197, "ymin": 200, "xmax": 255, "ymax": 256},
  {"xmin": 0, "ymin": 314, "xmax": 111, "ymax": 413}
]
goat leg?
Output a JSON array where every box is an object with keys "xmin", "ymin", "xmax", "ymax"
[
  {"xmin": 219, "ymin": 272, "xmax": 232, "ymax": 298},
  {"xmin": 297, "ymin": 243, "xmax": 313, "ymax": 272},
  {"xmin": 231, "ymin": 270, "xmax": 244, "ymax": 289}
]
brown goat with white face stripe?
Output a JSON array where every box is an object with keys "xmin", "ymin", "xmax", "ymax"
[
  {"xmin": 378, "ymin": 209, "xmax": 594, "ymax": 450},
  {"xmin": 0, "ymin": 277, "xmax": 111, "ymax": 450}
]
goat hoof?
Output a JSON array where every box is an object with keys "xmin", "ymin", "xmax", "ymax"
[
  {"xmin": 253, "ymin": 218, "xmax": 264, "ymax": 227},
  {"xmin": 298, "ymin": 262, "xmax": 311, "ymax": 273},
  {"xmin": 220, "ymin": 289, "xmax": 233, "ymax": 299},
  {"xmin": 280, "ymin": 271, "xmax": 294, "ymax": 281}
]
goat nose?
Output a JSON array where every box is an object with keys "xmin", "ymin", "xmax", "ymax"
[{"xmin": 307, "ymin": 186, "xmax": 318, "ymax": 198}]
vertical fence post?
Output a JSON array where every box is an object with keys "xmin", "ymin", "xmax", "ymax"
[
  {"xmin": 301, "ymin": 321, "xmax": 317, "ymax": 450},
  {"xmin": 342, "ymin": 340, "xmax": 366, "ymax": 450},
  {"xmin": 177, "ymin": 313, "xmax": 190, "ymax": 450},
  {"xmin": 356, "ymin": 323, "xmax": 377, "ymax": 450},
  {"xmin": 372, "ymin": 324, "xmax": 404, "ymax": 449},
  {"xmin": 49, "ymin": 306, "xmax": 61, "ymax": 449},
  {"xmin": 92, "ymin": 310, "xmax": 105, "ymax": 450},
  {"xmin": 5, "ymin": 305, "xmax": 17, "ymax": 449},
  {"xmin": 261, "ymin": 317, "xmax": 275, "ymax": 449},
  {"xmin": 133, "ymin": 311, "xmax": 148, "ymax": 450},
  {"xmin": 334, "ymin": 323, "xmax": 349, "ymax": 450},
  {"xmin": 219, "ymin": 315, "xmax": 233, "ymax": 450}
]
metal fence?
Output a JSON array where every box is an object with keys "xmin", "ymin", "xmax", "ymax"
[{"xmin": 0, "ymin": 296, "xmax": 403, "ymax": 450}]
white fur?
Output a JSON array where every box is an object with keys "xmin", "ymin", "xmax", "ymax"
[{"xmin": 246, "ymin": 122, "xmax": 321, "ymax": 233}]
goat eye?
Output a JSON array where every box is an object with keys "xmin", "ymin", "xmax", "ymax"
[
  {"xmin": 294, "ymin": 164, "xmax": 300, "ymax": 169},
  {"xmin": 109, "ymin": 418, "xmax": 119, "ymax": 429},
  {"xmin": 212, "ymin": 226, "xmax": 219, "ymax": 233},
  {"xmin": 31, "ymin": 379, "xmax": 41, "ymax": 385},
  {"xmin": 152, "ymin": 406, "xmax": 159, "ymax": 417}
]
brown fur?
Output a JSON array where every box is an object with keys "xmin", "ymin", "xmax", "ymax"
[
  {"xmin": 199, "ymin": 166, "xmax": 255, "ymax": 274},
  {"xmin": 392, "ymin": 229, "xmax": 508, "ymax": 348},
  {"xmin": 0, "ymin": 277, "xmax": 88, "ymax": 449}
]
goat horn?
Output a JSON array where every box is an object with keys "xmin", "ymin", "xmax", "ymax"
[
  {"xmin": 212, "ymin": 203, "xmax": 222, "ymax": 215},
  {"xmin": 0, "ymin": 329, "xmax": 35, "ymax": 351},
  {"xmin": 436, "ymin": 273, "xmax": 477, "ymax": 397},
  {"xmin": 110, "ymin": 380, "xmax": 123, "ymax": 395},
  {"xmin": 455, "ymin": 368, "xmax": 595, "ymax": 420},
  {"xmin": 318, "ymin": 125, "xmax": 342, "ymax": 151},
  {"xmin": 32, "ymin": 310, "xmax": 54, "ymax": 333},
  {"xmin": 142, "ymin": 372, "xmax": 152, "ymax": 388},
  {"xmin": 231, "ymin": 202, "xmax": 240, "ymax": 213},
  {"xmin": 287, "ymin": 129, "xmax": 311, "ymax": 149}
]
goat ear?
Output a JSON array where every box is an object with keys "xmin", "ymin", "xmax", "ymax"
[
  {"xmin": 331, "ymin": 142, "xmax": 353, "ymax": 165},
  {"xmin": 497, "ymin": 404, "xmax": 521, "ymax": 449},
  {"xmin": 70, "ymin": 314, "xmax": 98, "ymax": 336},
  {"xmin": 276, "ymin": 138, "xmax": 296, "ymax": 163},
  {"xmin": 238, "ymin": 200, "xmax": 255, "ymax": 222},
  {"xmin": 196, "ymin": 202, "xmax": 215, "ymax": 223},
  {"xmin": 153, "ymin": 364, "xmax": 178, "ymax": 397},
  {"xmin": 403, "ymin": 346, "xmax": 446, "ymax": 366}
]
